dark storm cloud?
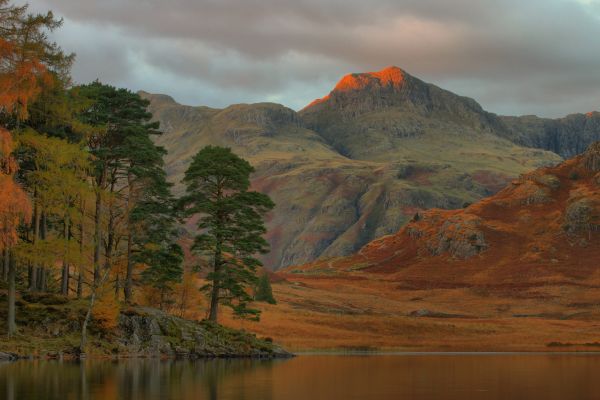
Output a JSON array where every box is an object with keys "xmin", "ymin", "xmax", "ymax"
[{"xmin": 30, "ymin": 0, "xmax": 600, "ymax": 116}]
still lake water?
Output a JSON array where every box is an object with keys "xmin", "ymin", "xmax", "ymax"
[{"xmin": 2, "ymin": 354, "xmax": 600, "ymax": 399}]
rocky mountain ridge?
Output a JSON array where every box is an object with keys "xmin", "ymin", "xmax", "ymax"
[{"xmin": 141, "ymin": 66, "xmax": 599, "ymax": 269}]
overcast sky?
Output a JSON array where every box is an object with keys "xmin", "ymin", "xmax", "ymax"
[{"xmin": 30, "ymin": 0, "xmax": 600, "ymax": 117}]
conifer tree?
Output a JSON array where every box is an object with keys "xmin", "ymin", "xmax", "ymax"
[
  {"xmin": 131, "ymin": 158, "xmax": 183, "ymax": 306},
  {"xmin": 181, "ymin": 146, "xmax": 274, "ymax": 323},
  {"xmin": 76, "ymin": 82, "xmax": 161, "ymax": 285},
  {"xmin": 255, "ymin": 273, "xmax": 276, "ymax": 305},
  {"xmin": 0, "ymin": 0, "xmax": 69, "ymax": 336}
]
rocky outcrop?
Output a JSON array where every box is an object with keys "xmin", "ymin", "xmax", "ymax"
[
  {"xmin": 0, "ymin": 295, "xmax": 291, "ymax": 360},
  {"xmin": 500, "ymin": 113, "xmax": 600, "ymax": 158},
  {"xmin": 0, "ymin": 351, "xmax": 18, "ymax": 361},
  {"xmin": 564, "ymin": 198, "xmax": 599, "ymax": 235},
  {"xmin": 428, "ymin": 215, "xmax": 488, "ymax": 258},
  {"xmin": 583, "ymin": 141, "xmax": 600, "ymax": 172},
  {"xmin": 117, "ymin": 308, "xmax": 291, "ymax": 358}
]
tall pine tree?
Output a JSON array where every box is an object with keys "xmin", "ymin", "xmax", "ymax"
[{"xmin": 181, "ymin": 146, "xmax": 274, "ymax": 323}]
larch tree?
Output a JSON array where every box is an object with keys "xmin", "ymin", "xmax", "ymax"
[
  {"xmin": 0, "ymin": 0, "xmax": 69, "ymax": 336},
  {"xmin": 16, "ymin": 131, "xmax": 93, "ymax": 296},
  {"xmin": 0, "ymin": 127, "xmax": 31, "ymax": 337},
  {"xmin": 181, "ymin": 146, "xmax": 274, "ymax": 323}
]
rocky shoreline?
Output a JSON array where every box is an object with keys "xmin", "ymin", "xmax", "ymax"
[{"xmin": 0, "ymin": 297, "xmax": 292, "ymax": 361}]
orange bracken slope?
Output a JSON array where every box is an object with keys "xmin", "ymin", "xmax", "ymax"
[{"xmin": 293, "ymin": 141, "xmax": 600, "ymax": 287}]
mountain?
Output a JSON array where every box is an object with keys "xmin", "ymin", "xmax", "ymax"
[
  {"xmin": 293, "ymin": 141, "xmax": 600, "ymax": 280},
  {"xmin": 140, "ymin": 66, "xmax": 599, "ymax": 269},
  {"xmin": 224, "ymin": 143, "xmax": 600, "ymax": 351},
  {"xmin": 500, "ymin": 112, "xmax": 600, "ymax": 158},
  {"xmin": 299, "ymin": 66, "xmax": 508, "ymax": 160}
]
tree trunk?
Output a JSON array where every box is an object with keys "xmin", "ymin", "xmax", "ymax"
[
  {"xmin": 39, "ymin": 267, "xmax": 47, "ymax": 292},
  {"xmin": 77, "ymin": 273, "xmax": 83, "ymax": 299},
  {"xmin": 124, "ymin": 234, "xmax": 133, "ymax": 303},
  {"xmin": 124, "ymin": 170, "xmax": 134, "ymax": 304},
  {"xmin": 2, "ymin": 249, "xmax": 8, "ymax": 282},
  {"xmin": 208, "ymin": 282, "xmax": 220, "ymax": 322},
  {"xmin": 78, "ymin": 203, "xmax": 85, "ymax": 300},
  {"xmin": 178, "ymin": 274, "xmax": 188, "ymax": 318},
  {"xmin": 208, "ymin": 251, "xmax": 222, "ymax": 323},
  {"xmin": 41, "ymin": 211, "xmax": 47, "ymax": 239},
  {"xmin": 80, "ymin": 292, "xmax": 96, "ymax": 352},
  {"xmin": 80, "ymin": 268, "xmax": 110, "ymax": 353},
  {"xmin": 61, "ymin": 264, "xmax": 70, "ymax": 296},
  {"xmin": 28, "ymin": 264, "xmax": 36, "ymax": 291},
  {"xmin": 39, "ymin": 211, "xmax": 48, "ymax": 292},
  {"xmin": 104, "ymin": 177, "xmax": 116, "ymax": 273},
  {"xmin": 7, "ymin": 250, "xmax": 16, "ymax": 337},
  {"xmin": 104, "ymin": 215, "xmax": 114, "ymax": 271},
  {"xmin": 61, "ymin": 216, "xmax": 70, "ymax": 296},
  {"xmin": 93, "ymin": 188, "xmax": 103, "ymax": 286},
  {"xmin": 29, "ymin": 203, "xmax": 41, "ymax": 291},
  {"xmin": 208, "ymin": 198, "xmax": 224, "ymax": 323}
]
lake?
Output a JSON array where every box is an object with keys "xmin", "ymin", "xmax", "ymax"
[{"xmin": 2, "ymin": 353, "xmax": 600, "ymax": 399}]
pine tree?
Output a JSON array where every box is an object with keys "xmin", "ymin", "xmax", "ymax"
[
  {"xmin": 76, "ymin": 82, "xmax": 162, "ymax": 286},
  {"xmin": 181, "ymin": 146, "xmax": 274, "ymax": 323},
  {"xmin": 255, "ymin": 273, "xmax": 276, "ymax": 304},
  {"xmin": 132, "ymin": 161, "xmax": 183, "ymax": 307}
]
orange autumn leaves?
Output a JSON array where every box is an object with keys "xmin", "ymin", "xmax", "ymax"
[
  {"xmin": 0, "ymin": 3, "xmax": 57, "ymax": 251},
  {"xmin": 0, "ymin": 128, "xmax": 31, "ymax": 251},
  {"xmin": 0, "ymin": 8, "xmax": 52, "ymax": 120}
]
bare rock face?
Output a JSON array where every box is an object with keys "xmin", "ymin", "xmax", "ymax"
[
  {"xmin": 117, "ymin": 308, "xmax": 290, "ymax": 358},
  {"xmin": 563, "ymin": 199, "xmax": 599, "ymax": 235},
  {"xmin": 583, "ymin": 141, "xmax": 600, "ymax": 172},
  {"xmin": 500, "ymin": 113, "xmax": 600, "ymax": 158},
  {"xmin": 504, "ymin": 172, "xmax": 562, "ymax": 206},
  {"xmin": 427, "ymin": 214, "xmax": 488, "ymax": 259}
]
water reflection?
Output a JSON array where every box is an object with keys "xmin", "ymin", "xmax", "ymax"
[{"xmin": 2, "ymin": 354, "xmax": 600, "ymax": 399}]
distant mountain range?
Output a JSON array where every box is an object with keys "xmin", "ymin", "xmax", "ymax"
[{"xmin": 141, "ymin": 66, "xmax": 600, "ymax": 269}]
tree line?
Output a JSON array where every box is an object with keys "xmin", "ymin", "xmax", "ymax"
[{"xmin": 0, "ymin": 1, "xmax": 275, "ymax": 349}]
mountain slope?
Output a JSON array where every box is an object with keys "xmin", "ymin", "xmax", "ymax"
[
  {"xmin": 295, "ymin": 142, "xmax": 600, "ymax": 282},
  {"xmin": 140, "ymin": 66, "xmax": 596, "ymax": 269}
]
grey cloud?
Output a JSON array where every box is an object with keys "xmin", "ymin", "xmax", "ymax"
[{"xmin": 29, "ymin": 0, "xmax": 600, "ymax": 116}]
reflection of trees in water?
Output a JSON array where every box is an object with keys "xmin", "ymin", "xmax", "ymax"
[{"xmin": 0, "ymin": 358, "xmax": 285, "ymax": 399}]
